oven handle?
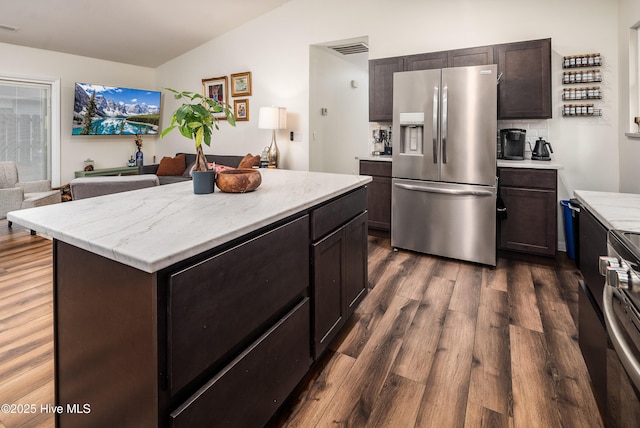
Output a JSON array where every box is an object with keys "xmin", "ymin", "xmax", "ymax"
[{"xmin": 603, "ymin": 284, "xmax": 640, "ymax": 390}]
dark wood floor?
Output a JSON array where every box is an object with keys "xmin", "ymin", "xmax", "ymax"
[{"xmin": 0, "ymin": 221, "xmax": 603, "ymax": 427}]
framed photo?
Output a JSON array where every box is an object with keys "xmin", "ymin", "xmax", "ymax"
[
  {"xmin": 234, "ymin": 99, "xmax": 249, "ymax": 122},
  {"xmin": 202, "ymin": 76, "xmax": 229, "ymax": 119},
  {"xmin": 230, "ymin": 72, "xmax": 252, "ymax": 97}
]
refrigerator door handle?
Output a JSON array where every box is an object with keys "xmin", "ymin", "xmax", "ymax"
[
  {"xmin": 394, "ymin": 183, "xmax": 494, "ymax": 197},
  {"xmin": 442, "ymin": 84, "xmax": 448, "ymax": 164},
  {"xmin": 432, "ymin": 85, "xmax": 438, "ymax": 164}
]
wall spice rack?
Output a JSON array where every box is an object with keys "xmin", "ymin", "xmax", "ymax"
[
  {"xmin": 562, "ymin": 70, "xmax": 602, "ymax": 84},
  {"xmin": 562, "ymin": 87, "xmax": 602, "ymax": 101},
  {"xmin": 563, "ymin": 53, "xmax": 602, "ymax": 68},
  {"xmin": 562, "ymin": 53, "xmax": 603, "ymax": 117},
  {"xmin": 562, "ymin": 104, "xmax": 602, "ymax": 117}
]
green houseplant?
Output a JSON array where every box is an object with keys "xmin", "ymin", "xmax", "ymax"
[{"xmin": 160, "ymin": 88, "xmax": 236, "ymax": 174}]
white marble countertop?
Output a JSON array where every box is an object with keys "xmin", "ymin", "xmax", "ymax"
[
  {"xmin": 497, "ymin": 159, "xmax": 564, "ymax": 170},
  {"xmin": 357, "ymin": 154, "xmax": 392, "ymax": 162},
  {"xmin": 8, "ymin": 169, "xmax": 372, "ymax": 273},
  {"xmin": 574, "ymin": 190, "xmax": 640, "ymax": 232},
  {"xmin": 357, "ymin": 154, "xmax": 563, "ymax": 169}
]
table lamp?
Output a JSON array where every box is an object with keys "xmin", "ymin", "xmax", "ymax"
[{"xmin": 258, "ymin": 106, "xmax": 287, "ymax": 168}]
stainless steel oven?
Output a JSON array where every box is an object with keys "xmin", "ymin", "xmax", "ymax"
[{"xmin": 600, "ymin": 230, "xmax": 640, "ymax": 426}]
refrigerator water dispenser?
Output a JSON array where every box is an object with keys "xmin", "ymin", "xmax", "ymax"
[{"xmin": 399, "ymin": 112, "xmax": 424, "ymax": 155}]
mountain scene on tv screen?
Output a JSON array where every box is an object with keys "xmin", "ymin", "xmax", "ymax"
[{"xmin": 72, "ymin": 83, "xmax": 161, "ymax": 135}]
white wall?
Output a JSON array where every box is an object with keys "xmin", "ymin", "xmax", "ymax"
[
  {"xmin": 618, "ymin": 0, "xmax": 640, "ymax": 193},
  {"xmin": 0, "ymin": 0, "xmax": 625, "ymax": 195},
  {"xmin": 0, "ymin": 42, "xmax": 156, "ymax": 185},
  {"xmin": 309, "ymin": 45, "xmax": 369, "ymax": 175},
  {"xmin": 156, "ymin": 0, "xmax": 619, "ymax": 197}
]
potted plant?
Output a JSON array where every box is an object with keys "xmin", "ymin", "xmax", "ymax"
[{"xmin": 161, "ymin": 88, "xmax": 235, "ymax": 193}]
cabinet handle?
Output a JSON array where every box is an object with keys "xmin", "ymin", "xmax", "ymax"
[{"xmin": 394, "ymin": 183, "xmax": 494, "ymax": 197}]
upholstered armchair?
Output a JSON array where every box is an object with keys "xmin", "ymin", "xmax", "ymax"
[{"xmin": 0, "ymin": 161, "xmax": 61, "ymax": 228}]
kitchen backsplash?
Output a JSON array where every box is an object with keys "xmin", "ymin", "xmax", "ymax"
[
  {"xmin": 497, "ymin": 119, "xmax": 549, "ymax": 155},
  {"xmin": 369, "ymin": 119, "xmax": 549, "ymax": 156}
]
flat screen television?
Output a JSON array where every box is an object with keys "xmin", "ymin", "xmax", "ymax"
[{"xmin": 72, "ymin": 83, "xmax": 161, "ymax": 135}]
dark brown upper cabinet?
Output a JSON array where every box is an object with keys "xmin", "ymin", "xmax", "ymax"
[
  {"xmin": 495, "ymin": 38, "xmax": 552, "ymax": 119},
  {"xmin": 405, "ymin": 51, "xmax": 448, "ymax": 71},
  {"xmin": 369, "ymin": 56, "xmax": 404, "ymax": 122},
  {"xmin": 447, "ymin": 45, "xmax": 494, "ymax": 68},
  {"xmin": 369, "ymin": 39, "xmax": 551, "ymax": 122}
]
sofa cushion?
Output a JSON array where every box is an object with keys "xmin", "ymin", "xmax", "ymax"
[
  {"xmin": 183, "ymin": 161, "xmax": 196, "ymax": 178},
  {"xmin": 158, "ymin": 175, "xmax": 191, "ymax": 185},
  {"xmin": 70, "ymin": 175, "xmax": 159, "ymax": 200},
  {"xmin": 156, "ymin": 154, "xmax": 186, "ymax": 176}
]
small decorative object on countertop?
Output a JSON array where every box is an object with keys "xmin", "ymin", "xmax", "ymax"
[
  {"xmin": 160, "ymin": 88, "xmax": 236, "ymax": 193},
  {"xmin": 216, "ymin": 169, "xmax": 262, "ymax": 193}
]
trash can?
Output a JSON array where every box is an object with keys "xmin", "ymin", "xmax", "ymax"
[{"xmin": 561, "ymin": 200, "xmax": 580, "ymax": 260}]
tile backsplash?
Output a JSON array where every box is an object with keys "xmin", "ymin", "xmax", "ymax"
[{"xmin": 498, "ymin": 119, "xmax": 548, "ymax": 155}]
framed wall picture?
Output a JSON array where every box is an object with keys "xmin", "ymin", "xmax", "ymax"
[
  {"xmin": 230, "ymin": 72, "xmax": 252, "ymax": 97},
  {"xmin": 202, "ymin": 76, "xmax": 229, "ymax": 119},
  {"xmin": 234, "ymin": 99, "xmax": 249, "ymax": 122}
]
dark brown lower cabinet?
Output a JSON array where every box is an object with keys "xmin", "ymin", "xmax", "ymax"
[
  {"xmin": 312, "ymin": 209, "xmax": 368, "ymax": 358},
  {"xmin": 53, "ymin": 187, "xmax": 368, "ymax": 428},
  {"xmin": 170, "ymin": 299, "xmax": 311, "ymax": 428},
  {"xmin": 359, "ymin": 160, "xmax": 391, "ymax": 233},
  {"xmin": 498, "ymin": 168, "xmax": 557, "ymax": 257},
  {"xmin": 577, "ymin": 207, "xmax": 609, "ymax": 419}
]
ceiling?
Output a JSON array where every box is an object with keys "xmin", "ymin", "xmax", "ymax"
[{"xmin": 0, "ymin": 0, "xmax": 291, "ymax": 68}]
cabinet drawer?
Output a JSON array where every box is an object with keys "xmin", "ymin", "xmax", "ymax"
[
  {"xmin": 170, "ymin": 298, "xmax": 311, "ymax": 428},
  {"xmin": 359, "ymin": 160, "xmax": 392, "ymax": 177},
  {"xmin": 499, "ymin": 168, "xmax": 556, "ymax": 190},
  {"xmin": 311, "ymin": 187, "xmax": 367, "ymax": 241},
  {"xmin": 167, "ymin": 215, "xmax": 309, "ymax": 395}
]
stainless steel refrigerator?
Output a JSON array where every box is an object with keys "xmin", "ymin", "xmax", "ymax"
[{"xmin": 391, "ymin": 64, "xmax": 497, "ymax": 266}]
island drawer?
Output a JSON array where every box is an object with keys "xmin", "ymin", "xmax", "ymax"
[
  {"xmin": 498, "ymin": 167, "xmax": 556, "ymax": 190},
  {"xmin": 311, "ymin": 187, "xmax": 367, "ymax": 240},
  {"xmin": 167, "ymin": 215, "xmax": 310, "ymax": 395},
  {"xmin": 170, "ymin": 298, "xmax": 311, "ymax": 428}
]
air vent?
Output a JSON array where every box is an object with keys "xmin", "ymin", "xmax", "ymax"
[
  {"xmin": 0, "ymin": 24, "xmax": 19, "ymax": 32},
  {"xmin": 329, "ymin": 42, "xmax": 369, "ymax": 55}
]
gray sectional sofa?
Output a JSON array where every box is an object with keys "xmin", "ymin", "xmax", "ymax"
[{"xmin": 139, "ymin": 153, "xmax": 244, "ymax": 185}]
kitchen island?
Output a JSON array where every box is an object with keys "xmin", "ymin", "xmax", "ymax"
[
  {"xmin": 572, "ymin": 190, "xmax": 640, "ymax": 420},
  {"xmin": 8, "ymin": 169, "xmax": 371, "ymax": 428}
]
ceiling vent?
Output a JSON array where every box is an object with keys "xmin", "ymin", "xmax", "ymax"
[
  {"xmin": 329, "ymin": 42, "xmax": 369, "ymax": 55},
  {"xmin": 0, "ymin": 24, "xmax": 19, "ymax": 32}
]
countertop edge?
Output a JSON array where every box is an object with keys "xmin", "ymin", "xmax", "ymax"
[
  {"xmin": 8, "ymin": 171, "xmax": 372, "ymax": 273},
  {"xmin": 574, "ymin": 189, "xmax": 640, "ymax": 232}
]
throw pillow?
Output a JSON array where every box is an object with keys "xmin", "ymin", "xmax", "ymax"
[
  {"xmin": 237, "ymin": 153, "xmax": 261, "ymax": 169},
  {"xmin": 182, "ymin": 161, "xmax": 196, "ymax": 177},
  {"xmin": 156, "ymin": 154, "xmax": 186, "ymax": 176},
  {"xmin": 208, "ymin": 163, "xmax": 235, "ymax": 174}
]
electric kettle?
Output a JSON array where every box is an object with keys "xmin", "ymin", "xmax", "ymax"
[{"xmin": 532, "ymin": 138, "xmax": 553, "ymax": 161}]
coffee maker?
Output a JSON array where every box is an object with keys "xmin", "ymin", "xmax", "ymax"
[
  {"xmin": 372, "ymin": 127, "xmax": 392, "ymax": 155},
  {"xmin": 498, "ymin": 129, "xmax": 526, "ymax": 160}
]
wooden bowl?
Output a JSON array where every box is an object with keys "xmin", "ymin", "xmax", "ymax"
[{"xmin": 216, "ymin": 169, "xmax": 262, "ymax": 193}]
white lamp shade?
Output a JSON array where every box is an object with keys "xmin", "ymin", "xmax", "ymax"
[{"xmin": 258, "ymin": 106, "xmax": 287, "ymax": 130}]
